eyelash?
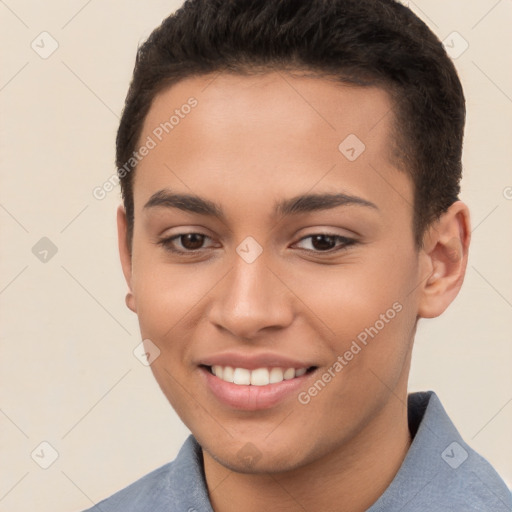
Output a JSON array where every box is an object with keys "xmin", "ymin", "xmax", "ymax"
[{"xmin": 157, "ymin": 232, "xmax": 357, "ymax": 256}]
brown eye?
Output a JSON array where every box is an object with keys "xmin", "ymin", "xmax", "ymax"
[
  {"xmin": 294, "ymin": 234, "xmax": 356, "ymax": 253},
  {"xmin": 179, "ymin": 233, "xmax": 206, "ymax": 250},
  {"xmin": 310, "ymin": 235, "xmax": 336, "ymax": 251},
  {"xmin": 158, "ymin": 232, "xmax": 215, "ymax": 254}
]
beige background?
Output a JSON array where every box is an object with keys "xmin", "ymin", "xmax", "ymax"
[{"xmin": 0, "ymin": 1, "xmax": 511, "ymax": 510}]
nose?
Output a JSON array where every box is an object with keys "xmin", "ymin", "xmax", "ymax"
[{"xmin": 208, "ymin": 254, "xmax": 295, "ymax": 340}]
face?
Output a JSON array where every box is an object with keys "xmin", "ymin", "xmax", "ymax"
[{"xmin": 119, "ymin": 72, "xmax": 427, "ymax": 473}]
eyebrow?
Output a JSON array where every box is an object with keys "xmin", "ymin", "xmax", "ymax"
[{"xmin": 143, "ymin": 188, "xmax": 378, "ymax": 220}]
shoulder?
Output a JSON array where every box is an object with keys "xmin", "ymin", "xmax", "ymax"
[
  {"xmin": 370, "ymin": 391, "xmax": 512, "ymax": 511},
  {"xmin": 422, "ymin": 392, "xmax": 512, "ymax": 510},
  {"xmin": 434, "ymin": 447, "xmax": 512, "ymax": 511},
  {"xmin": 81, "ymin": 435, "xmax": 211, "ymax": 512},
  {"xmin": 81, "ymin": 462, "xmax": 173, "ymax": 512}
]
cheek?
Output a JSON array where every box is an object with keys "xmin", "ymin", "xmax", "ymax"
[
  {"xmin": 283, "ymin": 251, "xmax": 418, "ymax": 394},
  {"xmin": 286, "ymin": 256, "xmax": 413, "ymax": 337},
  {"xmin": 131, "ymin": 251, "xmax": 213, "ymax": 340}
]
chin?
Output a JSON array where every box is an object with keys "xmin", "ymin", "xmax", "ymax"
[
  {"xmin": 212, "ymin": 446, "xmax": 304, "ymax": 475},
  {"xmin": 202, "ymin": 431, "xmax": 316, "ymax": 475}
]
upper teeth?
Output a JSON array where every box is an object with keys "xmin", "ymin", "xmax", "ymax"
[{"xmin": 211, "ymin": 365, "xmax": 308, "ymax": 386}]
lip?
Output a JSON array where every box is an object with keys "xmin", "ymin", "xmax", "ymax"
[
  {"xmin": 199, "ymin": 351, "xmax": 315, "ymax": 370},
  {"xmin": 200, "ymin": 366, "xmax": 317, "ymax": 411}
]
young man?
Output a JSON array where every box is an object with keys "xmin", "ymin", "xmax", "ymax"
[{"xmin": 85, "ymin": 0, "xmax": 511, "ymax": 510}]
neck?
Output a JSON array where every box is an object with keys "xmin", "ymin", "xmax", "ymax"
[{"xmin": 203, "ymin": 394, "xmax": 412, "ymax": 512}]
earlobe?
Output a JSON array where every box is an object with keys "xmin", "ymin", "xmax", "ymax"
[
  {"xmin": 117, "ymin": 205, "xmax": 137, "ymax": 313},
  {"xmin": 125, "ymin": 291, "xmax": 136, "ymax": 313},
  {"xmin": 417, "ymin": 201, "xmax": 471, "ymax": 319}
]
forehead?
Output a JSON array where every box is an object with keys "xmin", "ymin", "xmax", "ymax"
[{"xmin": 134, "ymin": 71, "xmax": 412, "ymax": 220}]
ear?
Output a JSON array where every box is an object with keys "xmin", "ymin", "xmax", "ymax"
[
  {"xmin": 117, "ymin": 205, "xmax": 136, "ymax": 313},
  {"xmin": 417, "ymin": 201, "xmax": 471, "ymax": 318}
]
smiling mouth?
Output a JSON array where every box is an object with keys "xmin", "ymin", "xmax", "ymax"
[{"xmin": 202, "ymin": 365, "xmax": 317, "ymax": 386}]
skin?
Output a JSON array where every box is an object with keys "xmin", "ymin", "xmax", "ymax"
[{"xmin": 117, "ymin": 72, "xmax": 470, "ymax": 512}]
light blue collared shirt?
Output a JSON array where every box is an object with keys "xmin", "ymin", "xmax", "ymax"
[{"xmin": 83, "ymin": 391, "xmax": 512, "ymax": 511}]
